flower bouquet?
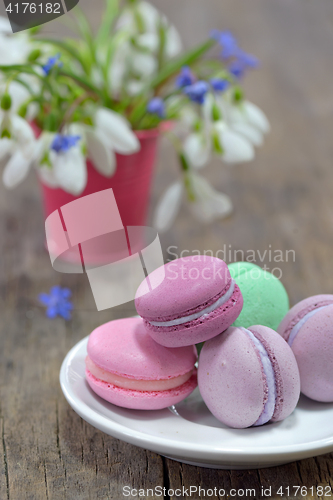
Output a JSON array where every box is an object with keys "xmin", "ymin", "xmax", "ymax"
[{"xmin": 0, "ymin": 0, "xmax": 269, "ymax": 232}]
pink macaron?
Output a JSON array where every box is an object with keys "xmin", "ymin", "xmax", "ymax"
[
  {"xmin": 85, "ymin": 317, "xmax": 197, "ymax": 410},
  {"xmin": 277, "ymin": 294, "xmax": 333, "ymax": 402},
  {"xmin": 135, "ymin": 255, "xmax": 243, "ymax": 348},
  {"xmin": 198, "ymin": 325, "xmax": 300, "ymax": 428}
]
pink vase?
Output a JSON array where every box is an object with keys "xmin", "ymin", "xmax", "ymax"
[{"xmin": 39, "ymin": 128, "xmax": 159, "ymax": 227}]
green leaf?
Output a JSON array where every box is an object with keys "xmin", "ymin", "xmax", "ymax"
[
  {"xmin": 95, "ymin": 0, "xmax": 119, "ymax": 46},
  {"xmin": 58, "ymin": 69, "xmax": 104, "ymax": 101},
  {"xmin": 72, "ymin": 7, "xmax": 96, "ymax": 65},
  {"xmin": 150, "ymin": 38, "xmax": 215, "ymax": 89}
]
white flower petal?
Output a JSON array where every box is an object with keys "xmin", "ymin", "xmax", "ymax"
[
  {"xmin": 214, "ymin": 122, "xmax": 255, "ymax": 163},
  {"xmin": 0, "ymin": 16, "xmax": 12, "ymax": 34},
  {"xmin": 51, "ymin": 148, "xmax": 87, "ymax": 196},
  {"xmin": 183, "ymin": 133, "xmax": 210, "ymax": 169},
  {"xmin": 231, "ymin": 122, "xmax": 263, "ymax": 147},
  {"xmin": 188, "ymin": 173, "xmax": 233, "ymax": 223},
  {"xmin": 138, "ymin": 2, "xmax": 160, "ymax": 32},
  {"xmin": 165, "ymin": 25, "xmax": 182, "ymax": 58},
  {"xmin": 137, "ymin": 32, "xmax": 159, "ymax": 52},
  {"xmin": 38, "ymin": 165, "xmax": 59, "ymax": 188},
  {"xmin": 3, "ymin": 150, "xmax": 32, "ymax": 188},
  {"xmin": 11, "ymin": 115, "xmax": 35, "ymax": 144},
  {"xmin": 86, "ymin": 129, "xmax": 116, "ymax": 177},
  {"xmin": 132, "ymin": 51, "xmax": 157, "ymax": 76},
  {"xmin": 0, "ymin": 138, "xmax": 13, "ymax": 161},
  {"xmin": 95, "ymin": 108, "xmax": 140, "ymax": 155},
  {"xmin": 153, "ymin": 182, "xmax": 183, "ymax": 233},
  {"xmin": 115, "ymin": 9, "xmax": 135, "ymax": 32},
  {"xmin": 126, "ymin": 80, "xmax": 145, "ymax": 96},
  {"xmin": 243, "ymin": 101, "xmax": 270, "ymax": 134}
]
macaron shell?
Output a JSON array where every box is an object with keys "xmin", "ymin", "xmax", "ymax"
[
  {"xmin": 86, "ymin": 369, "xmax": 198, "ymax": 410},
  {"xmin": 229, "ymin": 262, "xmax": 289, "ymax": 331},
  {"xmin": 198, "ymin": 327, "xmax": 265, "ymax": 428},
  {"xmin": 249, "ymin": 325, "xmax": 300, "ymax": 421},
  {"xmin": 289, "ymin": 305, "xmax": 333, "ymax": 402},
  {"xmin": 277, "ymin": 294, "xmax": 333, "ymax": 342},
  {"xmin": 145, "ymin": 284, "xmax": 243, "ymax": 347},
  {"xmin": 87, "ymin": 317, "xmax": 197, "ymax": 379},
  {"xmin": 135, "ymin": 256, "xmax": 231, "ymax": 321}
]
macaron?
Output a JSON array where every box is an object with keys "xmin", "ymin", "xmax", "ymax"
[
  {"xmin": 198, "ymin": 325, "xmax": 300, "ymax": 428},
  {"xmin": 85, "ymin": 317, "xmax": 197, "ymax": 410},
  {"xmin": 228, "ymin": 262, "xmax": 289, "ymax": 331},
  {"xmin": 135, "ymin": 255, "xmax": 243, "ymax": 348},
  {"xmin": 277, "ymin": 294, "xmax": 333, "ymax": 402}
]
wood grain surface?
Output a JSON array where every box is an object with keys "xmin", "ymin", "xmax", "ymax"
[{"xmin": 1, "ymin": 0, "xmax": 333, "ymax": 498}]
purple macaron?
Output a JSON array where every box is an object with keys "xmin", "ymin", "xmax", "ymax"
[
  {"xmin": 135, "ymin": 255, "xmax": 243, "ymax": 347},
  {"xmin": 277, "ymin": 294, "xmax": 333, "ymax": 402},
  {"xmin": 198, "ymin": 325, "xmax": 300, "ymax": 428}
]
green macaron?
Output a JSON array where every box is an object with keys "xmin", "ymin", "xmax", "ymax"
[{"xmin": 228, "ymin": 262, "xmax": 289, "ymax": 331}]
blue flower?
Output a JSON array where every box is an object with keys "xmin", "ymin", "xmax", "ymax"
[
  {"xmin": 211, "ymin": 30, "xmax": 238, "ymax": 59},
  {"xmin": 183, "ymin": 81, "xmax": 209, "ymax": 105},
  {"xmin": 39, "ymin": 286, "xmax": 73, "ymax": 320},
  {"xmin": 228, "ymin": 60, "xmax": 246, "ymax": 80},
  {"xmin": 147, "ymin": 97, "xmax": 165, "ymax": 118},
  {"xmin": 42, "ymin": 54, "xmax": 62, "ymax": 76},
  {"xmin": 51, "ymin": 134, "xmax": 81, "ymax": 153},
  {"xmin": 176, "ymin": 66, "xmax": 196, "ymax": 88},
  {"xmin": 228, "ymin": 51, "xmax": 259, "ymax": 80},
  {"xmin": 210, "ymin": 78, "xmax": 230, "ymax": 93},
  {"xmin": 237, "ymin": 50, "xmax": 259, "ymax": 69}
]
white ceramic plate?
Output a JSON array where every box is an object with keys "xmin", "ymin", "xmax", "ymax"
[{"xmin": 60, "ymin": 336, "xmax": 333, "ymax": 469}]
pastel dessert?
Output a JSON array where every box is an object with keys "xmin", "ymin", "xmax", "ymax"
[
  {"xmin": 198, "ymin": 325, "xmax": 300, "ymax": 428},
  {"xmin": 135, "ymin": 255, "xmax": 243, "ymax": 348},
  {"xmin": 85, "ymin": 317, "xmax": 197, "ymax": 410},
  {"xmin": 277, "ymin": 294, "xmax": 333, "ymax": 402},
  {"xmin": 229, "ymin": 262, "xmax": 289, "ymax": 331}
]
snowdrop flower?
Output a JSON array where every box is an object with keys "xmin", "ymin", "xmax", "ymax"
[
  {"xmin": 84, "ymin": 107, "xmax": 140, "ymax": 179},
  {"xmin": 48, "ymin": 133, "xmax": 87, "ymax": 196},
  {"xmin": 213, "ymin": 120, "xmax": 255, "ymax": 163},
  {"xmin": 1, "ymin": 112, "xmax": 39, "ymax": 188},
  {"xmin": 0, "ymin": 16, "xmax": 12, "ymax": 35},
  {"xmin": 94, "ymin": 108, "xmax": 140, "ymax": 155},
  {"xmin": 183, "ymin": 81, "xmax": 209, "ymax": 105},
  {"xmin": 153, "ymin": 181, "xmax": 183, "ymax": 233},
  {"xmin": 228, "ymin": 100, "xmax": 270, "ymax": 134},
  {"xmin": 111, "ymin": 2, "xmax": 182, "ymax": 97},
  {"xmin": 186, "ymin": 172, "xmax": 233, "ymax": 223},
  {"xmin": 153, "ymin": 172, "xmax": 232, "ymax": 232},
  {"xmin": 147, "ymin": 97, "xmax": 165, "ymax": 118},
  {"xmin": 183, "ymin": 132, "xmax": 211, "ymax": 169}
]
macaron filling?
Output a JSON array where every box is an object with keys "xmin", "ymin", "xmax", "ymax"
[
  {"xmin": 241, "ymin": 328, "xmax": 276, "ymax": 426},
  {"xmin": 148, "ymin": 279, "xmax": 235, "ymax": 327},
  {"xmin": 287, "ymin": 305, "xmax": 330, "ymax": 347},
  {"xmin": 86, "ymin": 356, "xmax": 193, "ymax": 392}
]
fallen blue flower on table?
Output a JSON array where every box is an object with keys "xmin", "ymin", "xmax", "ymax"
[{"xmin": 39, "ymin": 286, "xmax": 73, "ymax": 320}]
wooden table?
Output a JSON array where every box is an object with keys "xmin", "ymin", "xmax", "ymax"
[{"xmin": 1, "ymin": 0, "xmax": 333, "ymax": 498}]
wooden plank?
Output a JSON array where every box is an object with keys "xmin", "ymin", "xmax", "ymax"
[{"xmin": 1, "ymin": 0, "xmax": 333, "ymax": 498}]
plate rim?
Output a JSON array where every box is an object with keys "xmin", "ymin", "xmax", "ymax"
[{"xmin": 60, "ymin": 336, "xmax": 333, "ymax": 465}]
